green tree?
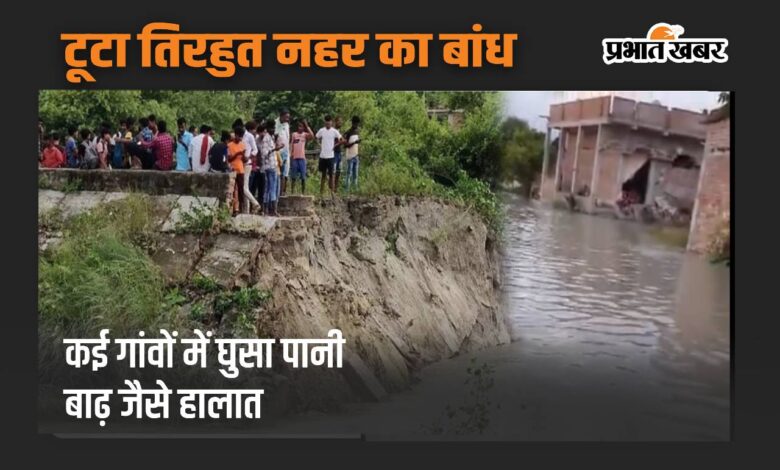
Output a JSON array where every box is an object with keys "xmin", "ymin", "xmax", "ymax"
[{"xmin": 498, "ymin": 117, "xmax": 546, "ymax": 195}]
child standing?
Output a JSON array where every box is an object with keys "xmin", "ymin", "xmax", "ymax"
[
  {"xmin": 96, "ymin": 128, "xmax": 111, "ymax": 170},
  {"xmin": 290, "ymin": 119, "xmax": 314, "ymax": 194},
  {"xmin": 40, "ymin": 134, "xmax": 65, "ymax": 168}
]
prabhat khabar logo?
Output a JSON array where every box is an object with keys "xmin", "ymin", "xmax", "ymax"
[{"xmin": 602, "ymin": 23, "xmax": 728, "ymax": 64}]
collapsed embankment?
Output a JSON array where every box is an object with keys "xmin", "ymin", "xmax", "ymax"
[{"xmin": 38, "ymin": 186, "xmax": 509, "ymax": 418}]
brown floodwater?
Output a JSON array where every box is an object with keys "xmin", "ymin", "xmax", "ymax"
[{"xmin": 263, "ymin": 193, "xmax": 731, "ymax": 440}]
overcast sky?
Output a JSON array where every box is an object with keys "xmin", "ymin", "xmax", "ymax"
[{"xmin": 503, "ymin": 91, "xmax": 721, "ymax": 130}]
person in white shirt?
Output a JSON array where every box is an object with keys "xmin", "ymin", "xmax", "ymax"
[
  {"xmin": 276, "ymin": 109, "xmax": 291, "ymax": 195},
  {"xmin": 241, "ymin": 121, "xmax": 261, "ymax": 213},
  {"xmin": 188, "ymin": 125, "xmax": 214, "ymax": 173},
  {"xmin": 315, "ymin": 115, "xmax": 342, "ymax": 198}
]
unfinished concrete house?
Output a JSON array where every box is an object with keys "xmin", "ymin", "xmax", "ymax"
[{"xmin": 540, "ymin": 96, "xmax": 708, "ymax": 223}]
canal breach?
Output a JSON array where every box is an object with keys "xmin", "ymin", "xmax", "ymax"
[{"xmin": 38, "ymin": 169, "xmax": 510, "ymax": 417}]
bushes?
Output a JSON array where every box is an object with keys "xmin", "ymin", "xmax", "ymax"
[
  {"xmin": 355, "ymin": 159, "xmax": 504, "ymax": 235},
  {"xmin": 38, "ymin": 194, "xmax": 165, "ymax": 337},
  {"xmin": 173, "ymin": 198, "xmax": 231, "ymax": 235},
  {"xmin": 450, "ymin": 171, "xmax": 504, "ymax": 235},
  {"xmin": 39, "ymin": 230, "xmax": 165, "ymax": 337},
  {"xmin": 356, "ymin": 158, "xmax": 439, "ymax": 198}
]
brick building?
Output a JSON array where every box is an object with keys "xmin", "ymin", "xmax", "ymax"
[
  {"xmin": 540, "ymin": 96, "xmax": 708, "ymax": 221},
  {"xmin": 687, "ymin": 114, "xmax": 731, "ymax": 253}
]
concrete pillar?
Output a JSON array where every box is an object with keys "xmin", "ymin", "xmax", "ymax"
[
  {"xmin": 553, "ymin": 128, "xmax": 564, "ymax": 194},
  {"xmin": 540, "ymin": 125, "xmax": 551, "ymax": 197},
  {"xmin": 570, "ymin": 125, "xmax": 582, "ymax": 194},
  {"xmin": 645, "ymin": 159, "xmax": 659, "ymax": 204},
  {"xmin": 589, "ymin": 124, "xmax": 602, "ymax": 202}
]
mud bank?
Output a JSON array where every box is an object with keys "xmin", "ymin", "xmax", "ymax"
[{"xmin": 38, "ymin": 190, "xmax": 509, "ymax": 417}]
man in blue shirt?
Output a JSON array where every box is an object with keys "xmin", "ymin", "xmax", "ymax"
[{"xmin": 176, "ymin": 117, "xmax": 193, "ymax": 171}]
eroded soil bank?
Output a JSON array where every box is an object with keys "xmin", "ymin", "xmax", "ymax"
[{"xmin": 38, "ymin": 190, "xmax": 509, "ymax": 420}]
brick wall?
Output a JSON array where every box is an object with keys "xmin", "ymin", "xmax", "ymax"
[{"xmin": 687, "ymin": 118, "xmax": 731, "ymax": 253}]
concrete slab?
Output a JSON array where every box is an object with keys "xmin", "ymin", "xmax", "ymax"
[
  {"xmin": 226, "ymin": 214, "xmax": 278, "ymax": 236},
  {"xmin": 194, "ymin": 234, "xmax": 260, "ymax": 287},
  {"xmin": 161, "ymin": 195, "xmax": 220, "ymax": 232},
  {"xmin": 59, "ymin": 191, "xmax": 107, "ymax": 219},
  {"xmin": 277, "ymin": 195, "xmax": 315, "ymax": 216},
  {"xmin": 38, "ymin": 190, "xmax": 65, "ymax": 218},
  {"xmin": 151, "ymin": 234, "xmax": 202, "ymax": 285},
  {"xmin": 102, "ymin": 192, "xmax": 131, "ymax": 204}
]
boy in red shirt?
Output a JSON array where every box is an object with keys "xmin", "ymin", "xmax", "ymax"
[{"xmin": 40, "ymin": 134, "xmax": 65, "ymax": 168}]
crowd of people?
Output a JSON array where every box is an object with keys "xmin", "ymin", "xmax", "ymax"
[{"xmin": 38, "ymin": 110, "xmax": 362, "ymax": 216}]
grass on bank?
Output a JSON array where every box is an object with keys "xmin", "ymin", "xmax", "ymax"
[
  {"xmin": 295, "ymin": 157, "xmax": 504, "ymax": 235},
  {"xmin": 39, "ymin": 194, "xmax": 274, "ymax": 339},
  {"xmin": 38, "ymin": 194, "xmax": 165, "ymax": 337}
]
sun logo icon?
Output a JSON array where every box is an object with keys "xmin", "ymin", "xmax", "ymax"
[{"xmin": 647, "ymin": 23, "xmax": 685, "ymax": 41}]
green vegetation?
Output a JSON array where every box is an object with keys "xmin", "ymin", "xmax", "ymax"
[
  {"xmin": 39, "ymin": 194, "xmax": 273, "ymax": 338},
  {"xmin": 38, "ymin": 90, "xmax": 258, "ymax": 134},
  {"xmin": 190, "ymin": 273, "xmax": 221, "ymax": 293},
  {"xmin": 174, "ymin": 197, "xmax": 231, "ymax": 235},
  {"xmin": 385, "ymin": 230, "xmax": 400, "ymax": 256},
  {"xmin": 189, "ymin": 302, "xmax": 206, "ymax": 322},
  {"xmin": 38, "ymin": 194, "xmax": 164, "ymax": 337},
  {"xmin": 498, "ymin": 117, "xmax": 547, "ymax": 196},
  {"xmin": 60, "ymin": 179, "xmax": 84, "ymax": 193},
  {"xmin": 213, "ymin": 287, "xmax": 270, "ymax": 317}
]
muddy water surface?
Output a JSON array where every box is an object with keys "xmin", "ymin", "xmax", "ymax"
[{"xmin": 269, "ymin": 193, "xmax": 731, "ymax": 440}]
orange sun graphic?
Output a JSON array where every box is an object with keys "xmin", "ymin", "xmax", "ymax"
[{"xmin": 647, "ymin": 23, "xmax": 685, "ymax": 40}]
